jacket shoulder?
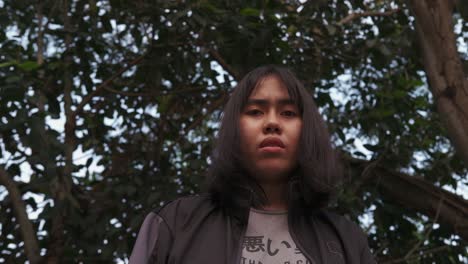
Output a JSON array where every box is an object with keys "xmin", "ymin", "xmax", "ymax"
[
  {"xmin": 319, "ymin": 210, "xmax": 364, "ymax": 235},
  {"xmin": 318, "ymin": 209, "xmax": 375, "ymax": 263},
  {"xmin": 152, "ymin": 194, "xmax": 216, "ymax": 226},
  {"xmin": 318, "ymin": 209, "xmax": 369, "ymax": 246}
]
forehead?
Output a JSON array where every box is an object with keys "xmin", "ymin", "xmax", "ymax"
[{"xmin": 248, "ymin": 75, "xmax": 290, "ymax": 99}]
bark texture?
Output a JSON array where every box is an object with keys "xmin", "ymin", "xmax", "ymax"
[
  {"xmin": 409, "ymin": 0, "xmax": 468, "ymax": 167},
  {"xmin": 346, "ymin": 157, "xmax": 468, "ymax": 241}
]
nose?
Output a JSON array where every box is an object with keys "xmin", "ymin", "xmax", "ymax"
[{"xmin": 263, "ymin": 113, "xmax": 281, "ymax": 134}]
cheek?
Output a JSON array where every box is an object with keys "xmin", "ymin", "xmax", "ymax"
[
  {"xmin": 291, "ymin": 123, "xmax": 302, "ymax": 148},
  {"xmin": 238, "ymin": 119, "xmax": 252, "ymax": 145}
]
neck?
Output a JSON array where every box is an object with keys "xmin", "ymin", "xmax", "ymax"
[{"xmin": 258, "ymin": 181, "xmax": 288, "ymax": 211}]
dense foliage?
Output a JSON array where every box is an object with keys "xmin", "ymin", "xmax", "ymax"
[{"xmin": 0, "ymin": 0, "xmax": 467, "ymax": 263}]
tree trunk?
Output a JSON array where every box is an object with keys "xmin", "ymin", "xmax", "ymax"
[
  {"xmin": 46, "ymin": 0, "xmax": 74, "ymax": 262},
  {"xmin": 408, "ymin": 0, "xmax": 468, "ymax": 168}
]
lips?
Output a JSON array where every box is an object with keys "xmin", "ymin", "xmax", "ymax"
[{"xmin": 259, "ymin": 137, "xmax": 285, "ymax": 148}]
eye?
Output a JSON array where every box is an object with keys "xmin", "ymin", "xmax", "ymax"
[
  {"xmin": 246, "ymin": 109, "xmax": 263, "ymax": 116},
  {"xmin": 282, "ymin": 110, "xmax": 298, "ymax": 117}
]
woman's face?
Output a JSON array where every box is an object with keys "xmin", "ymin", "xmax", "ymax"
[{"xmin": 239, "ymin": 75, "xmax": 302, "ymax": 183}]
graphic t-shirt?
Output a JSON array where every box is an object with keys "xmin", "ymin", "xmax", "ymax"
[{"xmin": 241, "ymin": 207, "xmax": 312, "ymax": 264}]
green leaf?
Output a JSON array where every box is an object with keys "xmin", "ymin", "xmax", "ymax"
[
  {"xmin": 378, "ymin": 44, "xmax": 392, "ymax": 57},
  {"xmin": 86, "ymin": 157, "xmax": 93, "ymax": 167},
  {"xmin": 326, "ymin": 25, "xmax": 337, "ymax": 36},
  {"xmin": 5, "ymin": 75, "xmax": 21, "ymax": 84},
  {"xmin": 336, "ymin": 129, "xmax": 346, "ymax": 142},
  {"xmin": 353, "ymin": 151, "xmax": 367, "ymax": 158},
  {"xmin": 0, "ymin": 61, "xmax": 16, "ymax": 68},
  {"xmin": 127, "ymin": 185, "xmax": 137, "ymax": 195},
  {"xmin": 456, "ymin": 1, "xmax": 468, "ymax": 20},
  {"xmin": 158, "ymin": 95, "xmax": 172, "ymax": 113},
  {"xmin": 240, "ymin": 8, "xmax": 260, "ymax": 17},
  {"xmin": 287, "ymin": 25, "xmax": 297, "ymax": 35},
  {"xmin": 365, "ymin": 39, "xmax": 377, "ymax": 48},
  {"xmin": 18, "ymin": 61, "xmax": 39, "ymax": 71},
  {"xmin": 200, "ymin": 2, "xmax": 222, "ymax": 14},
  {"xmin": 190, "ymin": 160, "xmax": 203, "ymax": 170},
  {"xmin": 47, "ymin": 96, "xmax": 61, "ymax": 118},
  {"xmin": 363, "ymin": 144, "xmax": 379, "ymax": 152},
  {"xmin": 147, "ymin": 192, "xmax": 160, "ymax": 205}
]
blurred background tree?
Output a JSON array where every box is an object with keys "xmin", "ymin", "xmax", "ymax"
[{"xmin": 0, "ymin": 0, "xmax": 467, "ymax": 263}]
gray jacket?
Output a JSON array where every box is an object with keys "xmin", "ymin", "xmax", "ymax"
[{"xmin": 130, "ymin": 194, "xmax": 375, "ymax": 264}]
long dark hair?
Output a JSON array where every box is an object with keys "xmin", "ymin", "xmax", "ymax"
[{"xmin": 203, "ymin": 65, "xmax": 342, "ymax": 214}]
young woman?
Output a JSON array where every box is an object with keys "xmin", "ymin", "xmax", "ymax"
[{"xmin": 130, "ymin": 65, "xmax": 375, "ymax": 264}]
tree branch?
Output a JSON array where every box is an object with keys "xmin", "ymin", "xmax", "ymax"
[
  {"xmin": 0, "ymin": 168, "xmax": 41, "ymax": 264},
  {"xmin": 102, "ymin": 86, "xmax": 149, "ymax": 97},
  {"xmin": 403, "ymin": 197, "xmax": 443, "ymax": 259},
  {"xmin": 63, "ymin": 0, "xmax": 73, "ymax": 190},
  {"xmin": 101, "ymin": 85, "xmax": 205, "ymax": 98},
  {"xmin": 72, "ymin": 53, "xmax": 147, "ymax": 117},
  {"xmin": 380, "ymin": 245, "xmax": 450, "ymax": 264},
  {"xmin": 36, "ymin": 1, "xmax": 44, "ymax": 66},
  {"xmin": 337, "ymin": 9, "xmax": 401, "ymax": 25},
  {"xmin": 207, "ymin": 48, "xmax": 241, "ymax": 81},
  {"xmin": 183, "ymin": 92, "xmax": 228, "ymax": 134},
  {"xmin": 173, "ymin": 43, "xmax": 238, "ymax": 137},
  {"xmin": 345, "ymin": 156, "xmax": 468, "ymax": 241}
]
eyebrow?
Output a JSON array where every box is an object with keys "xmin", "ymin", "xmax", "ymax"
[{"xmin": 245, "ymin": 98, "xmax": 296, "ymax": 106}]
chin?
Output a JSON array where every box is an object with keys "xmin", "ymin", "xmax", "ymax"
[{"xmin": 254, "ymin": 164, "xmax": 293, "ymax": 180}]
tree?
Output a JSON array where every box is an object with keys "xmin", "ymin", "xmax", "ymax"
[{"xmin": 0, "ymin": 0, "xmax": 466, "ymax": 263}]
